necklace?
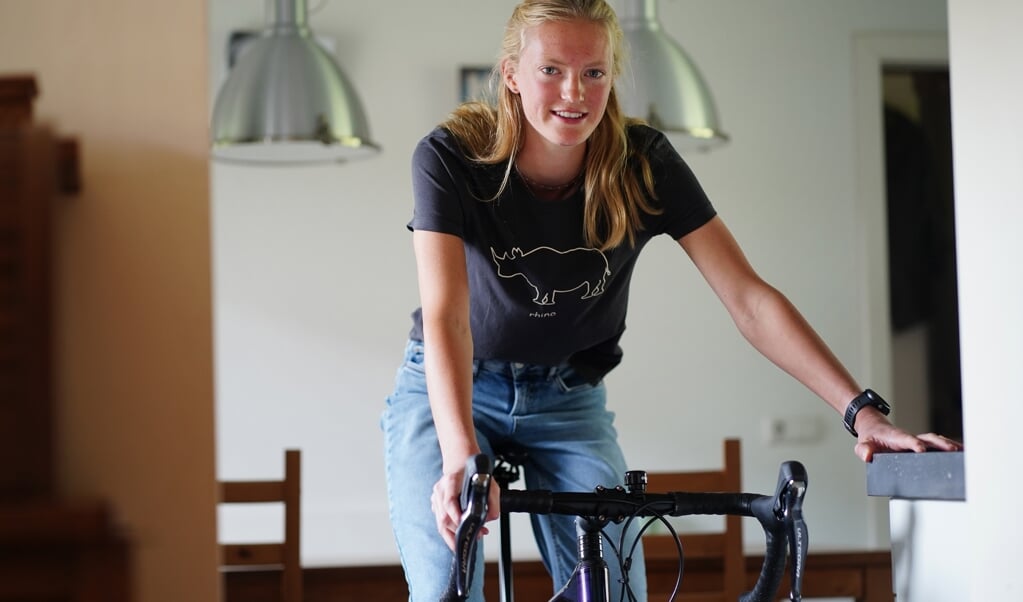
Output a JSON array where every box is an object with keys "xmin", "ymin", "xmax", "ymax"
[{"xmin": 515, "ymin": 165, "xmax": 583, "ymax": 193}]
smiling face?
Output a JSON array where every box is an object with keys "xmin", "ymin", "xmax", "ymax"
[{"xmin": 503, "ymin": 18, "xmax": 613, "ymax": 156}]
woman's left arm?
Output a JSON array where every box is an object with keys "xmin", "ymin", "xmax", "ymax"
[{"xmin": 678, "ymin": 216, "xmax": 962, "ymax": 460}]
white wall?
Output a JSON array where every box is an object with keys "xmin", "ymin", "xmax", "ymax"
[
  {"xmin": 889, "ymin": 500, "xmax": 969, "ymax": 601},
  {"xmin": 947, "ymin": 0, "xmax": 1023, "ymax": 598},
  {"xmin": 210, "ymin": 0, "xmax": 950, "ymax": 566},
  {"xmin": 878, "ymin": 2, "xmax": 1023, "ymax": 598}
]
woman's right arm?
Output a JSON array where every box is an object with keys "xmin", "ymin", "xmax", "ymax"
[
  {"xmin": 414, "ymin": 229, "xmax": 477, "ymax": 469},
  {"xmin": 413, "ymin": 229, "xmax": 498, "ymax": 548}
]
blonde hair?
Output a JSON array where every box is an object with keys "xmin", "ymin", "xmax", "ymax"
[{"xmin": 443, "ymin": 0, "xmax": 659, "ymax": 250}]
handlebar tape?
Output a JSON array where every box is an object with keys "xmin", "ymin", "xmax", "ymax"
[{"xmin": 501, "ymin": 489, "xmax": 759, "ymax": 519}]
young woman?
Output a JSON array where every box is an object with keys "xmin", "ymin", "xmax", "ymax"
[{"xmin": 382, "ymin": 1, "xmax": 961, "ymax": 600}]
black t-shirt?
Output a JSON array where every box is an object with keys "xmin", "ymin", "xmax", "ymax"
[{"xmin": 407, "ymin": 124, "xmax": 716, "ymax": 381}]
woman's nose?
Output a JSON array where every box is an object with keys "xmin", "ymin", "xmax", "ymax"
[{"xmin": 561, "ymin": 76, "xmax": 584, "ymax": 102}]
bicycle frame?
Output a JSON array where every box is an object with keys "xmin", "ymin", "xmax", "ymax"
[
  {"xmin": 549, "ymin": 516, "xmax": 612, "ymax": 601},
  {"xmin": 442, "ymin": 454, "xmax": 809, "ymax": 602}
]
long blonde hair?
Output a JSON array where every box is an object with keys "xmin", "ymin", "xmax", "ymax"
[{"xmin": 443, "ymin": 0, "xmax": 659, "ymax": 251}]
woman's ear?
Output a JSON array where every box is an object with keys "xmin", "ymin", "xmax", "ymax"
[{"xmin": 501, "ymin": 59, "xmax": 519, "ymax": 94}]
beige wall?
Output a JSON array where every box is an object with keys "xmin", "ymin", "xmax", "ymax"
[{"xmin": 0, "ymin": 2, "xmax": 218, "ymax": 601}]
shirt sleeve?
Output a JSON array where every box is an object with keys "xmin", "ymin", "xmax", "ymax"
[
  {"xmin": 407, "ymin": 130, "xmax": 467, "ymax": 237},
  {"xmin": 642, "ymin": 128, "xmax": 717, "ymax": 240}
]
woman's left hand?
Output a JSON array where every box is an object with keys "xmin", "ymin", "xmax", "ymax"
[{"xmin": 852, "ymin": 408, "xmax": 963, "ymax": 461}]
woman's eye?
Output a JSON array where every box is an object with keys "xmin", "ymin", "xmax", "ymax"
[
  {"xmin": 540, "ymin": 66, "xmax": 558, "ymax": 75},
  {"xmin": 586, "ymin": 69, "xmax": 606, "ymax": 79}
]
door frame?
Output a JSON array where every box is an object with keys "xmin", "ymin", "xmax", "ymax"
[
  {"xmin": 851, "ymin": 31, "xmax": 949, "ymax": 547},
  {"xmin": 852, "ymin": 32, "xmax": 949, "ymax": 404}
]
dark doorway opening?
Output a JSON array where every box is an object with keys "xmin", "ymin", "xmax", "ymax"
[{"xmin": 883, "ymin": 66, "xmax": 962, "ymax": 441}]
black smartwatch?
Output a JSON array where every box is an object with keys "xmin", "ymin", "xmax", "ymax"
[{"xmin": 843, "ymin": 389, "xmax": 891, "ymax": 437}]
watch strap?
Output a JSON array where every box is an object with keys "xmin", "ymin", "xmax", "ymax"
[{"xmin": 843, "ymin": 389, "xmax": 891, "ymax": 437}]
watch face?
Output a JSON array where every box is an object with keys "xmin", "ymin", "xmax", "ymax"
[
  {"xmin": 845, "ymin": 390, "xmax": 890, "ymax": 436},
  {"xmin": 865, "ymin": 389, "xmax": 891, "ymax": 414}
]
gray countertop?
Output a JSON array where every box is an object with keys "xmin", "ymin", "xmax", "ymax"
[{"xmin": 866, "ymin": 451, "xmax": 965, "ymax": 501}]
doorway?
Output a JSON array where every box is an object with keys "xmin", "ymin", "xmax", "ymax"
[
  {"xmin": 853, "ymin": 33, "xmax": 963, "ymax": 449},
  {"xmin": 883, "ymin": 67, "xmax": 963, "ymax": 441}
]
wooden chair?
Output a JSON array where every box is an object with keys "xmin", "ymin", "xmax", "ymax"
[
  {"xmin": 643, "ymin": 439, "xmax": 743, "ymax": 602},
  {"xmin": 219, "ymin": 448, "xmax": 302, "ymax": 602}
]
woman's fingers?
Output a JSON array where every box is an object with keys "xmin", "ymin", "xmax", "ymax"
[
  {"xmin": 431, "ymin": 468, "xmax": 500, "ymax": 550},
  {"xmin": 431, "ymin": 471, "xmax": 464, "ymax": 551},
  {"xmin": 854, "ymin": 425, "xmax": 964, "ymax": 462},
  {"xmin": 487, "ymin": 479, "xmax": 502, "ymax": 523},
  {"xmin": 916, "ymin": 432, "xmax": 964, "ymax": 451}
]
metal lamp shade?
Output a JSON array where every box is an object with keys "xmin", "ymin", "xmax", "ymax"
[
  {"xmin": 619, "ymin": 0, "xmax": 728, "ymax": 152},
  {"xmin": 211, "ymin": 0, "xmax": 378, "ymax": 164}
]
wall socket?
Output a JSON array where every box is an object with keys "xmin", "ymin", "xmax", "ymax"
[{"xmin": 762, "ymin": 415, "xmax": 824, "ymax": 445}]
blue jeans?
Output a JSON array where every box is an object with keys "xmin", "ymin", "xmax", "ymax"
[{"xmin": 382, "ymin": 340, "xmax": 647, "ymax": 601}]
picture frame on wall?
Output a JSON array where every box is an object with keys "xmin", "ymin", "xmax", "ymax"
[{"xmin": 460, "ymin": 65, "xmax": 496, "ymax": 104}]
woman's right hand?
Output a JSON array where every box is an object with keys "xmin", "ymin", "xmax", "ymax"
[{"xmin": 431, "ymin": 463, "xmax": 502, "ymax": 551}]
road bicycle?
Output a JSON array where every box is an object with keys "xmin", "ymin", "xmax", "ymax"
[{"xmin": 442, "ymin": 453, "xmax": 808, "ymax": 602}]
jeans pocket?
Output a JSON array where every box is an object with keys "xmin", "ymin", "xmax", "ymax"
[
  {"xmin": 401, "ymin": 341, "xmax": 427, "ymax": 376},
  {"xmin": 388, "ymin": 341, "xmax": 428, "ymax": 402},
  {"xmin": 555, "ymin": 364, "xmax": 598, "ymax": 393}
]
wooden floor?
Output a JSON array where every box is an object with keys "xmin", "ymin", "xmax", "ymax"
[{"xmin": 224, "ymin": 549, "xmax": 893, "ymax": 601}]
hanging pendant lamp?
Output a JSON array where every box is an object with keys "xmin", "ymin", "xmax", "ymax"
[
  {"xmin": 618, "ymin": 0, "xmax": 728, "ymax": 152},
  {"xmin": 211, "ymin": 0, "xmax": 378, "ymax": 164}
]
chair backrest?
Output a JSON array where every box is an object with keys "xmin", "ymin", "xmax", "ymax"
[
  {"xmin": 219, "ymin": 448, "xmax": 302, "ymax": 602},
  {"xmin": 643, "ymin": 439, "xmax": 743, "ymax": 602}
]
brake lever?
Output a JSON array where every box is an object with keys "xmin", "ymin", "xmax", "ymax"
[
  {"xmin": 787, "ymin": 503, "xmax": 808, "ymax": 601},
  {"xmin": 454, "ymin": 454, "xmax": 493, "ymax": 598},
  {"xmin": 773, "ymin": 461, "xmax": 808, "ymax": 601}
]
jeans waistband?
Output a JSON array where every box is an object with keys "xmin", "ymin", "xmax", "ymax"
[
  {"xmin": 407, "ymin": 339, "xmax": 565, "ymax": 380},
  {"xmin": 472, "ymin": 358, "xmax": 564, "ymax": 380}
]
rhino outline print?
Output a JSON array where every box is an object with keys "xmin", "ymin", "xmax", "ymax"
[{"xmin": 491, "ymin": 246, "xmax": 611, "ymax": 306}]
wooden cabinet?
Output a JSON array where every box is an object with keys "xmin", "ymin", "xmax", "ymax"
[
  {"xmin": 0, "ymin": 75, "xmax": 57, "ymax": 499},
  {"xmin": 0, "ymin": 73, "xmax": 130, "ymax": 602},
  {"xmin": 0, "ymin": 501, "xmax": 131, "ymax": 602}
]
